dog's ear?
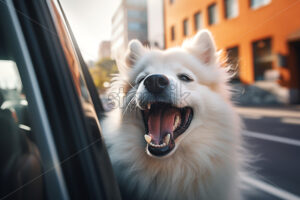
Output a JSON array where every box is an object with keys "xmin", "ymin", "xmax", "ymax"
[
  {"xmin": 125, "ymin": 39, "xmax": 145, "ymax": 67},
  {"xmin": 185, "ymin": 30, "xmax": 217, "ymax": 65}
]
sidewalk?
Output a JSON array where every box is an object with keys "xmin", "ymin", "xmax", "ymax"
[
  {"xmin": 237, "ymin": 105, "xmax": 300, "ymax": 128},
  {"xmin": 236, "ymin": 105, "xmax": 300, "ymax": 118}
]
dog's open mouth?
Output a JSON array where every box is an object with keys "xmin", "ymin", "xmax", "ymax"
[{"xmin": 142, "ymin": 102, "xmax": 193, "ymax": 157}]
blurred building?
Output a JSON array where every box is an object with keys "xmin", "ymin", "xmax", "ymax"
[
  {"xmin": 111, "ymin": 0, "xmax": 148, "ymax": 60},
  {"xmin": 98, "ymin": 41, "xmax": 111, "ymax": 59},
  {"xmin": 147, "ymin": 0, "xmax": 165, "ymax": 49},
  {"xmin": 164, "ymin": 0, "xmax": 300, "ymax": 103},
  {"xmin": 86, "ymin": 60, "xmax": 95, "ymax": 68}
]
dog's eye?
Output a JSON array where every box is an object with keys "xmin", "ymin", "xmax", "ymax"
[{"xmin": 177, "ymin": 74, "xmax": 193, "ymax": 82}]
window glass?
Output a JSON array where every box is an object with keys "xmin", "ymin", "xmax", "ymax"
[
  {"xmin": 128, "ymin": 22, "xmax": 146, "ymax": 31},
  {"xmin": 208, "ymin": 4, "xmax": 218, "ymax": 25},
  {"xmin": 251, "ymin": 0, "xmax": 271, "ymax": 9},
  {"xmin": 252, "ymin": 38, "xmax": 272, "ymax": 80},
  {"xmin": 183, "ymin": 19, "xmax": 189, "ymax": 36},
  {"xmin": 127, "ymin": 10, "xmax": 146, "ymax": 19},
  {"xmin": 171, "ymin": 26, "xmax": 175, "ymax": 41},
  {"xmin": 0, "ymin": 61, "xmax": 43, "ymax": 199},
  {"xmin": 51, "ymin": 1, "xmax": 94, "ymax": 104},
  {"xmin": 227, "ymin": 46, "xmax": 240, "ymax": 82},
  {"xmin": 0, "ymin": 61, "xmax": 26, "ymax": 121},
  {"xmin": 127, "ymin": 0, "xmax": 147, "ymax": 6},
  {"xmin": 194, "ymin": 12, "xmax": 202, "ymax": 31},
  {"xmin": 50, "ymin": 1, "xmax": 101, "ymax": 136},
  {"xmin": 225, "ymin": 0, "xmax": 238, "ymax": 19},
  {"xmin": 0, "ymin": 61, "xmax": 22, "ymax": 90}
]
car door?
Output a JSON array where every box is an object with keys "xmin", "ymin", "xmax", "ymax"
[{"xmin": 0, "ymin": 0, "xmax": 121, "ymax": 199}]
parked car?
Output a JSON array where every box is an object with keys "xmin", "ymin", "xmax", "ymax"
[{"xmin": 0, "ymin": 0, "xmax": 121, "ymax": 199}]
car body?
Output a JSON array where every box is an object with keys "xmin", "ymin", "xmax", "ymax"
[{"xmin": 0, "ymin": 0, "xmax": 121, "ymax": 199}]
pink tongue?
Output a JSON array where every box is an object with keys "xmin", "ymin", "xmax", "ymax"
[{"xmin": 148, "ymin": 108, "xmax": 179, "ymax": 144}]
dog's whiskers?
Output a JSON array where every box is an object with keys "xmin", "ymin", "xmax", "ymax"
[{"xmin": 122, "ymin": 92, "xmax": 137, "ymax": 118}]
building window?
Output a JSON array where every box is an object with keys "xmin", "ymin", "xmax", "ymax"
[
  {"xmin": 225, "ymin": 0, "xmax": 239, "ymax": 19},
  {"xmin": 252, "ymin": 38, "xmax": 272, "ymax": 81},
  {"xmin": 250, "ymin": 0, "xmax": 271, "ymax": 9},
  {"xmin": 128, "ymin": 22, "xmax": 145, "ymax": 31},
  {"xmin": 127, "ymin": 10, "xmax": 146, "ymax": 19},
  {"xmin": 227, "ymin": 46, "xmax": 240, "ymax": 82},
  {"xmin": 183, "ymin": 19, "xmax": 189, "ymax": 36},
  {"xmin": 208, "ymin": 4, "xmax": 218, "ymax": 25},
  {"xmin": 194, "ymin": 12, "xmax": 202, "ymax": 31},
  {"xmin": 171, "ymin": 26, "xmax": 175, "ymax": 41}
]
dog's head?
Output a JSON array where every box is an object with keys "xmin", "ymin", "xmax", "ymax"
[{"xmin": 110, "ymin": 30, "xmax": 232, "ymax": 158}]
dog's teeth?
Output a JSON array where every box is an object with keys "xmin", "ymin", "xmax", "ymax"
[
  {"xmin": 147, "ymin": 103, "xmax": 151, "ymax": 110},
  {"xmin": 175, "ymin": 115, "xmax": 180, "ymax": 127},
  {"xmin": 144, "ymin": 135, "xmax": 151, "ymax": 143},
  {"xmin": 165, "ymin": 134, "xmax": 170, "ymax": 145},
  {"xmin": 148, "ymin": 141, "xmax": 167, "ymax": 148}
]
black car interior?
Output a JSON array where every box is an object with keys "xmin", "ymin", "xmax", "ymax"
[
  {"xmin": 0, "ymin": 36, "xmax": 44, "ymax": 200},
  {"xmin": 0, "ymin": 108, "xmax": 43, "ymax": 200}
]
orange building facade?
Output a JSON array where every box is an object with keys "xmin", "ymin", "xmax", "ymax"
[{"xmin": 164, "ymin": 0, "xmax": 300, "ymax": 102}]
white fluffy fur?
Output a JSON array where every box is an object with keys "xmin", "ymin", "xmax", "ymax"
[{"xmin": 102, "ymin": 30, "xmax": 249, "ymax": 200}]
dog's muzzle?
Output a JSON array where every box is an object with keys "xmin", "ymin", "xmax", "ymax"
[{"xmin": 135, "ymin": 74, "xmax": 193, "ymax": 157}]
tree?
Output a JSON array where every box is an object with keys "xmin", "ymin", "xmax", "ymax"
[{"xmin": 89, "ymin": 58, "xmax": 118, "ymax": 92}]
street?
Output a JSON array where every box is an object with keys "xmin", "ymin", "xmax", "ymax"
[{"xmin": 238, "ymin": 106, "xmax": 300, "ymax": 200}]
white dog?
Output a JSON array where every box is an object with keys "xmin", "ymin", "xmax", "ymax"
[{"xmin": 102, "ymin": 30, "xmax": 249, "ymax": 200}]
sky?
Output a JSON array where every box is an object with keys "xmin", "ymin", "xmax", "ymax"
[{"xmin": 60, "ymin": 0, "xmax": 121, "ymax": 62}]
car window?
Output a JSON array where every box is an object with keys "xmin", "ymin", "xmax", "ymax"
[
  {"xmin": 0, "ymin": 60, "xmax": 44, "ymax": 199},
  {"xmin": 0, "ymin": 60, "xmax": 26, "ymax": 124},
  {"xmin": 47, "ymin": 2, "xmax": 121, "ymax": 199},
  {"xmin": 50, "ymin": 0, "xmax": 101, "ymax": 132},
  {"xmin": 0, "ymin": 2, "xmax": 65, "ymax": 199},
  {"xmin": 1, "ymin": 1, "xmax": 120, "ymax": 199}
]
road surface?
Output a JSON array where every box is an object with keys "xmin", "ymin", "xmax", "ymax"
[{"xmin": 238, "ymin": 106, "xmax": 300, "ymax": 200}]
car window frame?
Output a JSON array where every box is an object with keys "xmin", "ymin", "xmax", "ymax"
[
  {"xmin": 3, "ymin": 0, "xmax": 121, "ymax": 199},
  {"xmin": 55, "ymin": 0, "xmax": 106, "ymax": 120},
  {"xmin": 1, "ymin": 1, "xmax": 69, "ymax": 199}
]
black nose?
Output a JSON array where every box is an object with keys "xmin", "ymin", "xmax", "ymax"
[{"xmin": 144, "ymin": 74, "xmax": 169, "ymax": 94}]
